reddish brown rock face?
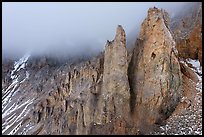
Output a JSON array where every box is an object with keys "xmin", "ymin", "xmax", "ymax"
[
  {"xmin": 128, "ymin": 8, "xmax": 183, "ymax": 131},
  {"xmin": 174, "ymin": 25, "xmax": 202, "ymax": 64},
  {"xmin": 171, "ymin": 3, "xmax": 202, "ymax": 65}
]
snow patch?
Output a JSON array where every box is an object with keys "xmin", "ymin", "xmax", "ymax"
[
  {"xmin": 180, "ymin": 58, "xmax": 202, "ymax": 92},
  {"xmin": 20, "ymin": 122, "xmax": 34, "ymax": 135},
  {"xmin": 11, "ymin": 53, "xmax": 30, "ymax": 80},
  {"xmin": 2, "ymin": 99, "xmax": 34, "ymax": 135},
  {"xmin": 2, "ymin": 84, "xmax": 19, "ymax": 113},
  {"xmin": 186, "ymin": 58, "xmax": 200, "ymax": 68},
  {"xmin": 8, "ymin": 121, "xmax": 23, "ymax": 135},
  {"xmin": 196, "ymin": 81, "xmax": 202, "ymax": 92}
]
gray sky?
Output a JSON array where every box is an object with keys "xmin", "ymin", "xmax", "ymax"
[{"xmin": 2, "ymin": 2, "xmax": 189, "ymax": 58}]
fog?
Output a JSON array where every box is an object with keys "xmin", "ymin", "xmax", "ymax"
[{"xmin": 2, "ymin": 2, "xmax": 190, "ymax": 59}]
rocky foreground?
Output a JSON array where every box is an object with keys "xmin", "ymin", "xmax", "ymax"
[{"xmin": 151, "ymin": 60, "xmax": 202, "ymax": 135}]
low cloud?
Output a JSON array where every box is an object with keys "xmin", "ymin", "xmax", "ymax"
[{"xmin": 2, "ymin": 2, "xmax": 191, "ymax": 59}]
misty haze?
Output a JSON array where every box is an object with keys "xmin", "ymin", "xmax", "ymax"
[
  {"xmin": 3, "ymin": 2, "xmax": 188, "ymax": 59},
  {"xmin": 2, "ymin": 2, "xmax": 202, "ymax": 135}
]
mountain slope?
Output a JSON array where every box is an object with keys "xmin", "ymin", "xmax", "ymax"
[{"xmin": 2, "ymin": 3, "xmax": 202, "ymax": 135}]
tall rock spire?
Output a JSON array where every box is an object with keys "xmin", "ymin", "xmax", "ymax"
[
  {"xmin": 128, "ymin": 7, "xmax": 183, "ymax": 132},
  {"xmin": 95, "ymin": 25, "xmax": 130, "ymax": 134}
]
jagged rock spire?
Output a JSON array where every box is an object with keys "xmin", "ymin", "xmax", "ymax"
[{"xmin": 96, "ymin": 25, "xmax": 130, "ymax": 130}]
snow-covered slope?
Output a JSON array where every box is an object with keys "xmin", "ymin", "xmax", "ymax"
[
  {"xmin": 2, "ymin": 53, "xmax": 36, "ymax": 135},
  {"xmin": 180, "ymin": 58, "xmax": 202, "ymax": 93}
]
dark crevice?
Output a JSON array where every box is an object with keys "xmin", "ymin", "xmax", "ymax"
[
  {"xmin": 127, "ymin": 49, "xmax": 136, "ymax": 114},
  {"xmin": 151, "ymin": 52, "xmax": 156, "ymax": 59},
  {"xmin": 37, "ymin": 112, "xmax": 42, "ymax": 123},
  {"xmin": 81, "ymin": 104, "xmax": 85, "ymax": 127},
  {"xmin": 127, "ymin": 39, "xmax": 144, "ymax": 114}
]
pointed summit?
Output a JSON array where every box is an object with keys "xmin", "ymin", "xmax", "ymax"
[{"xmin": 115, "ymin": 25, "xmax": 126, "ymax": 46}]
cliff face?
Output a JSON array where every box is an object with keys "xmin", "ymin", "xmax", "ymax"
[
  {"xmin": 27, "ymin": 55, "xmax": 104, "ymax": 135},
  {"xmin": 2, "ymin": 3, "xmax": 202, "ymax": 135}
]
